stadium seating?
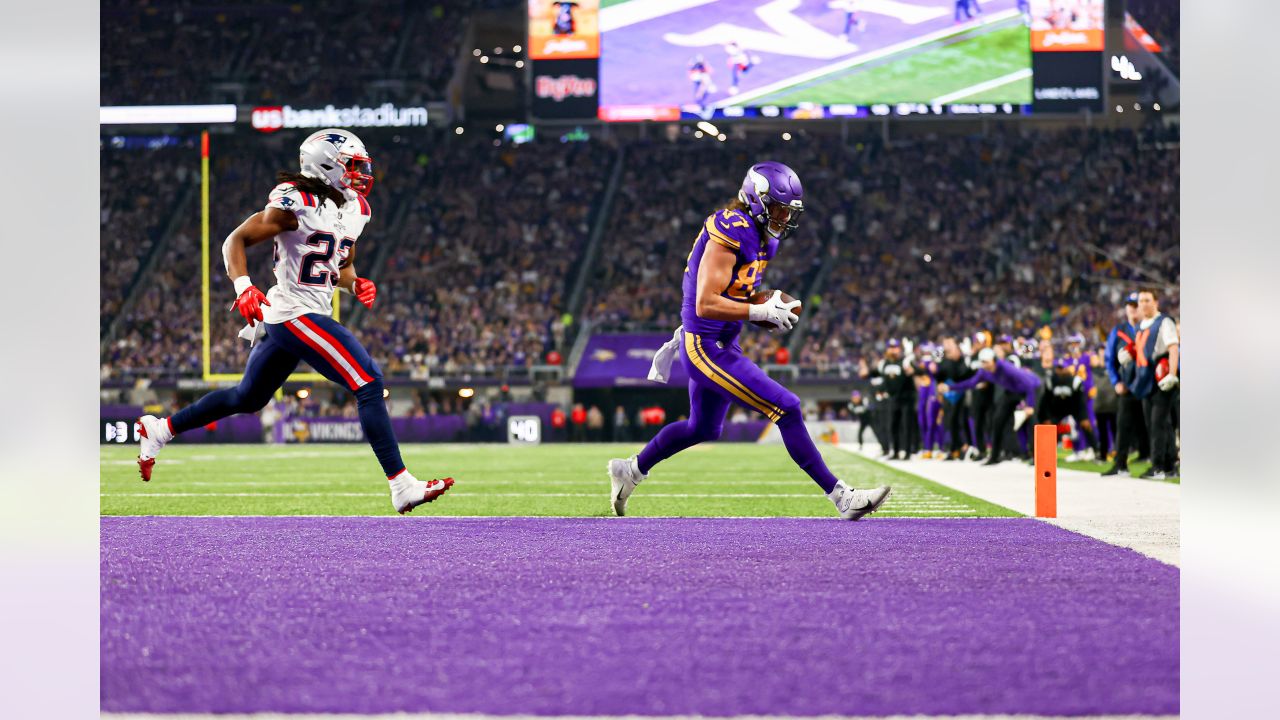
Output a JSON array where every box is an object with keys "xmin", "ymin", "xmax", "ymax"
[{"xmin": 100, "ymin": 126, "xmax": 1179, "ymax": 382}]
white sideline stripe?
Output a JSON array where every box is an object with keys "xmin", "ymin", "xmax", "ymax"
[
  {"xmin": 599, "ymin": 0, "xmax": 719, "ymax": 32},
  {"xmin": 104, "ymin": 492, "xmax": 942, "ymax": 499},
  {"xmin": 287, "ymin": 318, "xmax": 367, "ymax": 389},
  {"xmin": 108, "ymin": 515, "xmax": 1025, "ymax": 520},
  {"xmin": 930, "ymin": 68, "xmax": 1032, "ymax": 104},
  {"xmin": 715, "ymin": 8, "xmax": 1020, "ymax": 108},
  {"xmin": 102, "ymin": 707, "xmax": 1177, "ymax": 712},
  {"xmin": 836, "ymin": 444, "xmax": 1181, "ymax": 566}
]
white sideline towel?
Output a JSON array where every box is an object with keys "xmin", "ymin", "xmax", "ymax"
[
  {"xmin": 238, "ymin": 322, "xmax": 267, "ymax": 346},
  {"xmin": 647, "ymin": 327, "xmax": 683, "ymax": 383}
]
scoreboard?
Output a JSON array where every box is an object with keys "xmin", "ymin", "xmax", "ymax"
[{"xmin": 527, "ymin": 0, "xmax": 1105, "ymax": 122}]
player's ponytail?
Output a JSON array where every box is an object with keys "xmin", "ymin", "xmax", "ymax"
[{"xmin": 276, "ymin": 171, "xmax": 345, "ymax": 208}]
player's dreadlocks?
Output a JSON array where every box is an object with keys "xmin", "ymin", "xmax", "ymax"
[{"xmin": 276, "ymin": 171, "xmax": 346, "ymax": 208}]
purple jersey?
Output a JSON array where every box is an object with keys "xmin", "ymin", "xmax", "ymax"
[
  {"xmin": 681, "ymin": 208, "xmax": 777, "ymax": 338},
  {"xmin": 1066, "ymin": 352, "xmax": 1096, "ymax": 394}
]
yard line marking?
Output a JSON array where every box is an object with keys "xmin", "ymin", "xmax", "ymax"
[
  {"xmin": 930, "ymin": 68, "xmax": 1032, "ymax": 105},
  {"xmin": 715, "ymin": 8, "xmax": 1020, "ymax": 108}
]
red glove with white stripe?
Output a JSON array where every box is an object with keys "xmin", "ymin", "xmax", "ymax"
[
  {"xmin": 353, "ymin": 278, "xmax": 377, "ymax": 309},
  {"xmin": 233, "ymin": 284, "xmax": 270, "ymax": 327}
]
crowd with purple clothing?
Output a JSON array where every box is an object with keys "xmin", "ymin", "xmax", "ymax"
[{"xmin": 798, "ymin": 127, "xmax": 1179, "ymax": 371}]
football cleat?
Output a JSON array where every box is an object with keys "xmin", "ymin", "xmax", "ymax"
[
  {"xmin": 830, "ymin": 484, "xmax": 892, "ymax": 521},
  {"xmin": 136, "ymin": 415, "xmax": 173, "ymax": 482},
  {"xmin": 389, "ymin": 471, "xmax": 454, "ymax": 514},
  {"xmin": 607, "ymin": 456, "xmax": 645, "ymax": 516}
]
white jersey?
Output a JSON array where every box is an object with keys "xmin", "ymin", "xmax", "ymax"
[{"xmin": 260, "ymin": 181, "xmax": 372, "ymax": 324}]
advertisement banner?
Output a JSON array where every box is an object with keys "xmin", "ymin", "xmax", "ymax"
[
  {"xmin": 574, "ymin": 334, "xmax": 689, "ymax": 388},
  {"xmin": 1028, "ymin": 0, "xmax": 1105, "ymax": 52},
  {"xmin": 250, "ymin": 104, "xmax": 429, "ymax": 132},
  {"xmin": 528, "ymin": 0, "xmax": 600, "ymax": 60},
  {"xmin": 1031, "ymin": 50, "xmax": 1103, "ymax": 113},
  {"xmin": 531, "ymin": 59, "xmax": 600, "ymax": 119}
]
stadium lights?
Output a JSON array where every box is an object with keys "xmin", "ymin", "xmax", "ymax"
[
  {"xmin": 1134, "ymin": 103, "xmax": 1141, "ymax": 111},
  {"xmin": 296, "ymin": 388, "xmax": 310, "ymax": 400},
  {"xmin": 1154, "ymin": 102, "xmax": 1161, "ymax": 111},
  {"xmin": 924, "ymin": 253, "xmax": 933, "ymax": 263},
  {"xmin": 458, "ymin": 388, "xmax": 475, "ymax": 399},
  {"xmin": 781, "ymin": 132, "xmax": 792, "ymax": 141},
  {"xmin": 1115, "ymin": 105, "xmax": 1124, "ymax": 113},
  {"xmin": 696, "ymin": 120, "xmax": 718, "ymax": 136},
  {"xmin": 494, "ymin": 47, "xmax": 503, "ymax": 54},
  {"xmin": 515, "ymin": 60, "xmax": 525, "ymax": 69},
  {"xmin": 455, "ymin": 126, "xmax": 464, "ymax": 135},
  {"xmin": 496, "ymin": 123, "xmax": 505, "ymax": 132},
  {"xmin": 473, "ymin": 49, "xmax": 481, "ymax": 56},
  {"xmin": 694, "ymin": 130, "xmax": 704, "ymax": 138},
  {"xmin": 717, "ymin": 133, "xmax": 727, "ymax": 142},
  {"xmin": 513, "ymin": 44, "xmax": 522, "ymax": 53},
  {"xmin": 480, "ymin": 56, "xmax": 489, "ymax": 64}
]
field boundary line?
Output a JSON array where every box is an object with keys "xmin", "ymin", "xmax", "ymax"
[{"xmin": 931, "ymin": 67, "xmax": 1032, "ymax": 104}]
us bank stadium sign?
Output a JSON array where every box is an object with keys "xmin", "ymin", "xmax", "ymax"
[{"xmin": 251, "ymin": 103, "xmax": 429, "ymax": 132}]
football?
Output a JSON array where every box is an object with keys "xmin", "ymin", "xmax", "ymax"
[{"xmin": 749, "ymin": 290, "xmax": 802, "ymax": 329}]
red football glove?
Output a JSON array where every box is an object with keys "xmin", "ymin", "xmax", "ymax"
[
  {"xmin": 353, "ymin": 277, "xmax": 377, "ymax": 309},
  {"xmin": 233, "ymin": 285, "xmax": 270, "ymax": 326}
]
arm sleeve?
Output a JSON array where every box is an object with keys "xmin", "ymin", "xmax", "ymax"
[
  {"xmin": 1104, "ymin": 327, "xmax": 1121, "ymax": 386},
  {"xmin": 947, "ymin": 370, "xmax": 987, "ymax": 393}
]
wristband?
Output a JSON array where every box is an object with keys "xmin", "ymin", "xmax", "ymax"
[{"xmin": 233, "ymin": 276, "xmax": 254, "ymax": 296}]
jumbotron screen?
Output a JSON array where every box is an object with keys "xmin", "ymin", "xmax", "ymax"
[{"xmin": 528, "ymin": 0, "xmax": 1105, "ymax": 120}]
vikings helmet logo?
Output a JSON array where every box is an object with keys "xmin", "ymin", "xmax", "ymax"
[{"xmin": 748, "ymin": 168, "xmax": 770, "ymax": 195}]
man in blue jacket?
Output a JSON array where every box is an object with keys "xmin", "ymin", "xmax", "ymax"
[
  {"xmin": 1130, "ymin": 289, "xmax": 1181, "ymax": 479},
  {"xmin": 939, "ymin": 348, "xmax": 1041, "ymax": 466},
  {"xmin": 1101, "ymin": 292, "xmax": 1150, "ymax": 476}
]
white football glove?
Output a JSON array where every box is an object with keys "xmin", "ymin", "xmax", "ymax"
[
  {"xmin": 747, "ymin": 290, "xmax": 801, "ymax": 332},
  {"xmin": 1158, "ymin": 373, "xmax": 1179, "ymax": 391},
  {"xmin": 1117, "ymin": 346, "xmax": 1133, "ymax": 365},
  {"xmin": 902, "ymin": 338, "xmax": 914, "ymax": 357},
  {"xmin": 960, "ymin": 337, "xmax": 973, "ymax": 356}
]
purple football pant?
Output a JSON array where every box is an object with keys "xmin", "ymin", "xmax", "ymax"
[{"xmin": 636, "ymin": 331, "xmax": 841, "ymax": 493}]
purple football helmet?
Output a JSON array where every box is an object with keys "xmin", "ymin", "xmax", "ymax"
[{"xmin": 738, "ymin": 161, "xmax": 804, "ymax": 240}]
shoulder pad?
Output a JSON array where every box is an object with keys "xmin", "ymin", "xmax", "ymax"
[
  {"xmin": 704, "ymin": 209, "xmax": 757, "ymax": 253},
  {"xmin": 267, "ymin": 182, "xmax": 319, "ymax": 213}
]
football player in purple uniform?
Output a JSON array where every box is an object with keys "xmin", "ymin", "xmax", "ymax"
[{"xmin": 607, "ymin": 162, "xmax": 891, "ymax": 520}]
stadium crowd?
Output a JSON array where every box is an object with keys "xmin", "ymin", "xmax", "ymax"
[
  {"xmin": 101, "ymin": 126, "xmax": 1178, "ymax": 388},
  {"xmin": 796, "ymin": 127, "xmax": 1178, "ymax": 371},
  {"xmin": 101, "ymin": 0, "xmax": 498, "ymax": 106}
]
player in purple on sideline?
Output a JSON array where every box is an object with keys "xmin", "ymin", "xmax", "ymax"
[{"xmin": 607, "ymin": 162, "xmax": 891, "ymax": 520}]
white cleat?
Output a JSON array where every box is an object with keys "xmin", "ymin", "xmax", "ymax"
[
  {"xmin": 136, "ymin": 415, "xmax": 173, "ymax": 482},
  {"xmin": 607, "ymin": 456, "xmax": 645, "ymax": 516},
  {"xmin": 389, "ymin": 470, "xmax": 454, "ymax": 515},
  {"xmin": 829, "ymin": 482, "xmax": 892, "ymax": 521}
]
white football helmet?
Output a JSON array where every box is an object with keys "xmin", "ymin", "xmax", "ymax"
[{"xmin": 298, "ymin": 128, "xmax": 374, "ymax": 197}]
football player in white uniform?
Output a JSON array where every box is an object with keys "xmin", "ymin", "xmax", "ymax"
[{"xmin": 135, "ymin": 129, "xmax": 453, "ymax": 514}]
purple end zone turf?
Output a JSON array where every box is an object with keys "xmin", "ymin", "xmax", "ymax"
[{"xmin": 101, "ymin": 517, "xmax": 1178, "ymax": 716}]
